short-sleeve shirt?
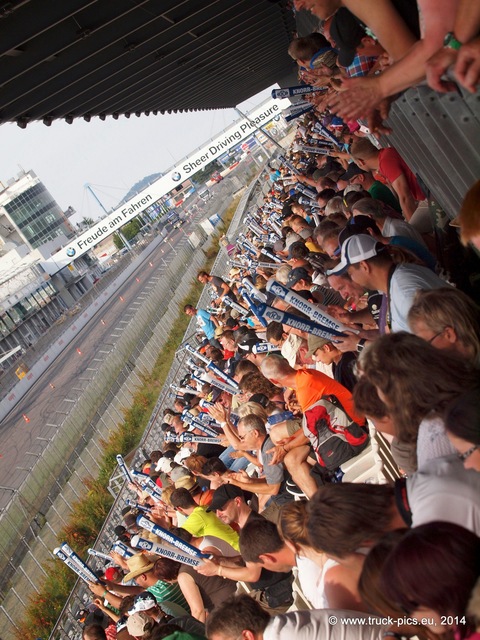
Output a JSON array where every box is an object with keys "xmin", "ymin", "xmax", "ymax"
[
  {"xmin": 182, "ymin": 506, "xmax": 240, "ymax": 550},
  {"xmin": 196, "ymin": 441, "xmax": 226, "ymax": 459},
  {"xmin": 331, "ymin": 352, "xmax": 357, "ymax": 393},
  {"xmin": 196, "ymin": 309, "xmax": 215, "ymax": 340},
  {"xmin": 389, "ymin": 236, "xmax": 437, "ymax": 271},
  {"xmin": 147, "ymin": 580, "xmax": 190, "ymax": 614},
  {"xmin": 258, "ymin": 435, "xmax": 285, "ymax": 487},
  {"xmin": 368, "ymin": 180, "xmax": 401, "ymax": 212},
  {"xmin": 367, "ymin": 290, "xmax": 383, "ymax": 324},
  {"xmin": 382, "ymin": 217, "xmax": 426, "ymax": 246},
  {"xmin": 295, "ymin": 369, "xmax": 363, "ymax": 423},
  {"xmin": 416, "ymin": 416, "xmax": 456, "ymax": 469},
  {"xmin": 258, "ymin": 435, "xmax": 291, "ymax": 505},
  {"xmin": 178, "ymin": 564, "xmax": 236, "ymax": 611},
  {"xmin": 388, "ymin": 264, "xmax": 447, "ymax": 332},
  {"xmin": 210, "ymin": 275, "xmax": 237, "ymax": 303},
  {"xmin": 406, "ymin": 455, "xmax": 480, "ymax": 534},
  {"xmin": 210, "ymin": 276, "xmax": 229, "ymax": 296},
  {"xmin": 345, "ymin": 54, "xmax": 377, "ymax": 78},
  {"xmin": 377, "ymin": 148, "xmax": 425, "ymax": 202}
]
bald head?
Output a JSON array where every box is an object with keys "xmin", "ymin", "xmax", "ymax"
[{"xmin": 260, "ymin": 354, "xmax": 296, "ymax": 386}]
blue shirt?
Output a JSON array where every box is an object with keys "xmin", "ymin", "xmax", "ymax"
[
  {"xmin": 390, "ymin": 236, "xmax": 437, "ymax": 271},
  {"xmin": 196, "ymin": 308, "xmax": 215, "ymax": 340}
]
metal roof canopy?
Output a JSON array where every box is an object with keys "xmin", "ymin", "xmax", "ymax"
[{"xmin": 0, "ymin": 0, "xmax": 296, "ymax": 127}]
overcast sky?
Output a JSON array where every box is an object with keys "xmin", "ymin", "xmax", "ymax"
[{"xmin": 0, "ymin": 87, "xmax": 274, "ymax": 224}]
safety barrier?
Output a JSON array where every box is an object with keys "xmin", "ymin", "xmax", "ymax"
[
  {"xmin": 44, "ymin": 162, "xmax": 270, "ymax": 640},
  {"xmin": 384, "ymin": 84, "xmax": 480, "ymax": 219}
]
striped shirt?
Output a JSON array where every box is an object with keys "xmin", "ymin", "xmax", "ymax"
[{"xmin": 147, "ymin": 580, "xmax": 190, "ymax": 614}]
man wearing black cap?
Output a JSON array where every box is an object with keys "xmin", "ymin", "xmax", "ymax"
[
  {"xmin": 285, "ymin": 266, "xmax": 311, "ymax": 291},
  {"xmin": 338, "ymin": 162, "xmax": 366, "ymax": 186},
  {"xmin": 197, "ymin": 485, "xmax": 295, "ymax": 614},
  {"xmin": 328, "ymin": 8, "xmax": 379, "ymax": 77},
  {"xmin": 208, "ymin": 484, "xmax": 253, "ymax": 528},
  {"xmin": 285, "ymin": 266, "xmax": 340, "ymax": 306},
  {"xmin": 236, "ymin": 335, "xmax": 269, "ymax": 367}
]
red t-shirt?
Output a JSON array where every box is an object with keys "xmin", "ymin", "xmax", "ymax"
[
  {"xmin": 295, "ymin": 369, "xmax": 364, "ymax": 423},
  {"xmin": 377, "ymin": 147, "xmax": 425, "ymax": 202}
]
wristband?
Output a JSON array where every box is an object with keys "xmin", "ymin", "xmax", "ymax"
[
  {"xmin": 218, "ymin": 566, "xmax": 223, "ymax": 577},
  {"xmin": 102, "ymin": 589, "xmax": 108, "ymax": 598},
  {"xmin": 443, "ymin": 32, "xmax": 462, "ymax": 50}
]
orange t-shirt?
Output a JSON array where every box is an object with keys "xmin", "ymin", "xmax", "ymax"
[
  {"xmin": 295, "ymin": 369, "xmax": 364, "ymax": 423},
  {"xmin": 195, "ymin": 489, "xmax": 214, "ymax": 507}
]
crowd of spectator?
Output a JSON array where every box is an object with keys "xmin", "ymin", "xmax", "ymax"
[{"xmin": 72, "ymin": 2, "xmax": 480, "ymax": 640}]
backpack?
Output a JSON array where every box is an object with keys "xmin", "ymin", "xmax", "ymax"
[{"xmin": 303, "ymin": 395, "xmax": 369, "ymax": 470}]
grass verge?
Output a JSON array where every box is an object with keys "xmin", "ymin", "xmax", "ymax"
[{"xmin": 15, "ymin": 196, "xmax": 240, "ymax": 640}]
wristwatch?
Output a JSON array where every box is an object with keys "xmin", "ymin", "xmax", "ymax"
[
  {"xmin": 357, "ymin": 338, "xmax": 367, "ymax": 353},
  {"xmin": 443, "ymin": 32, "xmax": 462, "ymax": 50}
]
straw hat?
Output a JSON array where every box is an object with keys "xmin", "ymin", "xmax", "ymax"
[
  {"xmin": 124, "ymin": 553, "xmax": 155, "ymax": 581},
  {"xmin": 174, "ymin": 476, "xmax": 197, "ymax": 491}
]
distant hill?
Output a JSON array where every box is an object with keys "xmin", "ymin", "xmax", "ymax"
[{"xmin": 117, "ymin": 172, "xmax": 163, "ymax": 206}]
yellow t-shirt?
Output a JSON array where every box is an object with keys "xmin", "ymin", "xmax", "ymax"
[{"xmin": 182, "ymin": 506, "xmax": 240, "ymax": 551}]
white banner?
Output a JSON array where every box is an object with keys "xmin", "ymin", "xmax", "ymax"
[{"xmin": 42, "ymin": 98, "xmax": 289, "ymax": 274}]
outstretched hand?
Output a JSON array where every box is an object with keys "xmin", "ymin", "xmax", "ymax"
[
  {"xmin": 210, "ymin": 402, "xmax": 228, "ymax": 424},
  {"xmin": 328, "ymin": 76, "xmax": 384, "ymax": 120},
  {"xmin": 455, "ymin": 37, "xmax": 480, "ymax": 93},
  {"xmin": 425, "ymin": 47, "xmax": 459, "ymax": 93}
]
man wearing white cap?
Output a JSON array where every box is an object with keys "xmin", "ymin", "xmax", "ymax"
[{"xmin": 327, "ymin": 234, "xmax": 447, "ymax": 333}]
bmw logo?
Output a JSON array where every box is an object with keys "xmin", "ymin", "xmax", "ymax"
[
  {"xmin": 171, "ymin": 171, "xmax": 182, "ymax": 182},
  {"xmin": 66, "ymin": 247, "xmax": 76, "ymax": 257}
]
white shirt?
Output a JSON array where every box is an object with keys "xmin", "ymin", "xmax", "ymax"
[
  {"xmin": 416, "ymin": 415, "xmax": 456, "ymax": 468},
  {"xmin": 407, "ymin": 455, "xmax": 480, "ymax": 534},
  {"xmin": 198, "ymin": 535, "xmax": 239, "ymax": 557},
  {"xmin": 281, "ymin": 334, "xmax": 304, "ymax": 368},
  {"xmin": 295, "ymin": 555, "xmax": 326, "ymax": 609},
  {"xmin": 382, "ymin": 217, "xmax": 427, "ymax": 247},
  {"xmin": 264, "ymin": 609, "xmax": 388, "ymax": 640}
]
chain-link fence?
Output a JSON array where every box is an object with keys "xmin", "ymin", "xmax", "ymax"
[{"xmin": 45, "ymin": 162, "xmax": 272, "ymax": 640}]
